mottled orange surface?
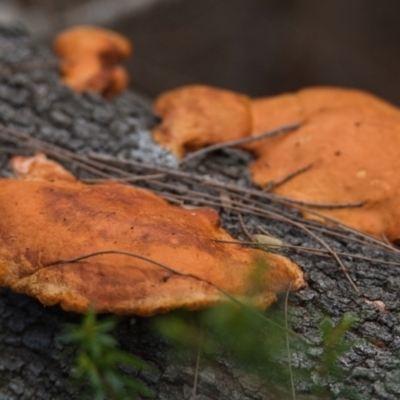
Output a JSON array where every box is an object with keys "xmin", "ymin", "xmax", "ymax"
[
  {"xmin": 250, "ymin": 87, "xmax": 399, "ymax": 138},
  {"xmin": 0, "ymin": 154, "xmax": 303, "ymax": 316},
  {"xmin": 249, "ymin": 87, "xmax": 400, "ymax": 241},
  {"xmin": 153, "ymin": 85, "xmax": 252, "ymax": 158},
  {"xmin": 53, "ymin": 26, "xmax": 132, "ymax": 98},
  {"xmin": 153, "ymin": 85, "xmax": 400, "ymax": 240}
]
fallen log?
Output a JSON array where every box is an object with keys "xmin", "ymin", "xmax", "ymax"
[{"xmin": 0, "ymin": 24, "xmax": 400, "ymax": 400}]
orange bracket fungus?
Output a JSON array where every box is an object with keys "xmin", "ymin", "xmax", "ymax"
[
  {"xmin": 0, "ymin": 153, "xmax": 304, "ymax": 316},
  {"xmin": 248, "ymin": 87, "xmax": 400, "ymax": 241},
  {"xmin": 153, "ymin": 85, "xmax": 400, "ymax": 242},
  {"xmin": 53, "ymin": 26, "xmax": 132, "ymax": 98},
  {"xmin": 153, "ymin": 85, "xmax": 252, "ymax": 158}
]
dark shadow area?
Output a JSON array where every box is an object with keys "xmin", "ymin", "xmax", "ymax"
[
  {"xmin": 2, "ymin": 0, "xmax": 400, "ymax": 102},
  {"xmin": 114, "ymin": 0, "xmax": 400, "ymax": 103}
]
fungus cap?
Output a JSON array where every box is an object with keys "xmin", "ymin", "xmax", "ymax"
[
  {"xmin": 0, "ymin": 153, "xmax": 304, "ymax": 316},
  {"xmin": 53, "ymin": 25, "xmax": 132, "ymax": 98},
  {"xmin": 53, "ymin": 25, "xmax": 132, "ymax": 62},
  {"xmin": 153, "ymin": 85, "xmax": 252, "ymax": 158}
]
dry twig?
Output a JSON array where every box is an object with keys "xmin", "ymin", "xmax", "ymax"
[
  {"xmin": 180, "ymin": 123, "xmax": 302, "ymax": 165},
  {"xmin": 45, "ymin": 250, "xmax": 299, "ymax": 336},
  {"xmin": 264, "ymin": 163, "xmax": 314, "ymax": 192}
]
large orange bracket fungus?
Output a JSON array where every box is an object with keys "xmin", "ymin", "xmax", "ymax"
[
  {"xmin": 53, "ymin": 26, "xmax": 132, "ymax": 98},
  {"xmin": 248, "ymin": 87, "xmax": 400, "ymax": 241},
  {"xmin": 152, "ymin": 85, "xmax": 400, "ymax": 242},
  {"xmin": 0, "ymin": 153, "xmax": 304, "ymax": 316}
]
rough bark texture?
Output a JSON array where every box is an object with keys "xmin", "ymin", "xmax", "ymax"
[{"xmin": 1, "ymin": 25, "xmax": 400, "ymax": 400}]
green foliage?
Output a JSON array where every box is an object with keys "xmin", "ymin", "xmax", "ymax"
[
  {"xmin": 60, "ymin": 302, "xmax": 358, "ymax": 399},
  {"xmin": 319, "ymin": 314, "xmax": 355, "ymax": 378},
  {"xmin": 154, "ymin": 303, "xmax": 296, "ymax": 396},
  {"xmin": 61, "ymin": 308, "xmax": 154, "ymax": 400},
  {"xmin": 310, "ymin": 314, "xmax": 359, "ymax": 399},
  {"xmin": 153, "ymin": 303, "xmax": 359, "ymax": 399}
]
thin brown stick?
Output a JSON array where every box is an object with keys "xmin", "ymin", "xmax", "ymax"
[
  {"xmin": 180, "ymin": 123, "xmax": 302, "ymax": 164},
  {"xmin": 305, "ymin": 225, "xmax": 399, "ymax": 255},
  {"xmin": 0, "ymin": 126, "xmax": 141, "ymax": 180},
  {"xmin": 264, "ymin": 163, "xmax": 313, "ymax": 192},
  {"xmin": 258, "ymin": 193, "xmax": 366, "ymax": 210},
  {"xmin": 87, "ymin": 152, "xmax": 350, "ymax": 208},
  {"xmin": 212, "ymin": 239, "xmax": 400, "ymax": 267},
  {"xmin": 238, "ymin": 213, "xmax": 252, "ymax": 240},
  {"xmin": 146, "ymin": 177, "xmax": 356, "ymax": 236},
  {"xmin": 81, "ymin": 174, "xmax": 165, "ymax": 184},
  {"xmin": 88, "ymin": 152, "xmax": 367, "ymax": 210},
  {"xmin": 293, "ymin": 203, "xmax": 400, "ymax": 254}
]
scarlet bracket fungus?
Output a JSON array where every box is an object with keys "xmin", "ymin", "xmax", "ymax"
[
  {"xmin": 0, "ymin": 153, "xmax": 304, "ymax": 316},
  {"xmin": 153, "ymin": 85, "xmax": 252, "ymax": 158},
  {"xmin": 249, "ymin": 87, "xmax": 400, "ymax": 241},
  {"xmin": 152, "ymin": 85, "xmax": 400, "ymax": 241},
  {"xmin": 53, "ymin": 25, "xmax": 132, "ymax": 98}
]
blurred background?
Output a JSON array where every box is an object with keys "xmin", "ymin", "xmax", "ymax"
[{"xmin": 0, "ymin": 0, "xmax": 399, "ymax": 103}]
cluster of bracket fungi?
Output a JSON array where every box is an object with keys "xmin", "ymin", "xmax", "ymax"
[
  {"xmin": 1, "ymin": 25, "xmax": 400, "ymax": 317},
  {"xmin": 153, "ymin": 84, "xmax": 400, "ymax": 243}
]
